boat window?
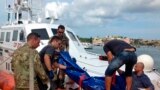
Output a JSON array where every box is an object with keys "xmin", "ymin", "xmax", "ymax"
[
  {"xmin": 67, "ymin": 31, "xmax": 78, "ymax": 41},
  {"xmin": 19, "ymin": 30, "xmax": 25, "ymax": 42},
  {"xmin": 32, "ymin": 28, "xmax": 49, "ymax": 40},
  {"xmin": 0, "ymin": 32, "xmax": 5, "ymax": 42},
  {"xmin": 5, "ymin": 32, "xmax": 10, "ymax": 42},
  {"xmin": 51, "ymin": 28, "xmax": 57, "ymax": 35},
  {"xmin": 8, "ymin": 63, "xmax": 10, "ymax": 70},
  {"xmin": 6, "ymin": 63, "xmax": 9, "ymax": 70},
  {"xmin": 6, "ymin": 63, "xmax": 7, "ymax": 70},
  {"xmin": 12, "ymin": 30, "xmax": 18, "ymax": 41},
  {"xmin": 0, "ymin": 48, "xmax": 2, "ymax": 56}
]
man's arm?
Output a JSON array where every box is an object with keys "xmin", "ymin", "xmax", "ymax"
[
  {"xmin": 11, "ymin": 50, "xmax": 19, "ymax": 72},
  {"xmin": 52, "ymin": 62, "xmax": 66, "ymax": 70},
  {"xmin": 106, "ymin": 51, "xmax": 114, "ymax": 63},
  {"xmin": 117, "ymin": 69, "xmax": 124, "ymax": 75},
  {"xmin": 145, "ymin": 87, "xmax": 152, "ymax": 90},
  {"xmin": 34, "ymin": 54, "xmax": 49, "ymax": 84},
  {"xmin": 44, "ymin": 54, "xmax": 52, "ymax": 71}
]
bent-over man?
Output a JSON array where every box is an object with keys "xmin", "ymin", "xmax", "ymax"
[{"xmin": 103, "ymin": 39, "xmax": 137, "ymax": 90}]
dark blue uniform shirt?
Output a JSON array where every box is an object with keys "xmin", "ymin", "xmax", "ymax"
[{"xmin": 132, "ymin": 72, "xmax": 154, "ymax": 90}]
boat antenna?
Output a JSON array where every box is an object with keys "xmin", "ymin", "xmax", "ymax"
[
  {"xmin": 8, "ymin": 0, "xmax": 32, "ymax": 24},
  {"xmin": 7, "ymin": 5, "xmax": 11, "ymax": 24},
  {"xmin": 45, "ymin": 0, "xmax": 62, "ymax": 23},
  {"xmin": 5, "ymin": 0, "xmax": 14, "ymax": 24}
]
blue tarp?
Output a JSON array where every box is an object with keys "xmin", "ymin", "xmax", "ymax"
[{"xmin": 58, "ymin": 51, "xmax": 125, "ymax": 90}]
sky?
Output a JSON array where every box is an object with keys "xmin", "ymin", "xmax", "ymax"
[{"xmin": 0, "ymin": 0, "xmax": 160, "ymax": 40}]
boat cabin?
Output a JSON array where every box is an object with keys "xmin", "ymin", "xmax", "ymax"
[{"xmin": 0, "ymin": 23, "xmax": 96, "ymax": 73}]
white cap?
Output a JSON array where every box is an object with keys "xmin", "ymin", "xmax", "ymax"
[{"xmin": 137, "ymin": 54, "xmax": 154, "ymax": 72}]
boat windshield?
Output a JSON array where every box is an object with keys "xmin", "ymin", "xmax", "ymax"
[
  {"xmin": 0, "ymin": 32, "xmax": 5, "ymax": 42},
  {"xmin": 31, "ymin": 28, "xmax": 49, "ymax": 40},
  {"xmin": 66, "ymin": 30, "xmax": 86, "ymax": 53},
  {"xmin": 51, "ymin": 28, "xmax": 78, "ymax": 42},
  {"xmin": 51, "ymin": 28, "xmax": 57, "ymax": 35},
  {"xmin": 51, "ymin": 28, "xmax": 85, "ymax": 53},
  {"xmin": 67, "ymin": 31, "xmax": 78, "ymax": 42}
]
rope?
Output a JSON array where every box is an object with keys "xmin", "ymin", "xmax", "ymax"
[
  {"xmin": 0, "ymin": 56, "xmax": 12, "ymax": 65},
  {"xmin": 111, "ymin": 72, "xmax": 116, "ymax": 85},
  {"xmin": 78, "ymin": 74, "xmax": 86, "ymax": 90}
]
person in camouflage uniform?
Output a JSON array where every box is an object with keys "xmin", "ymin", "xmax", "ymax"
[
  {"xmin": 55, "ymin": 25, "xmax": 69, "ymax": 89},
  {"xmin": 56, "ymin": 25, "xmax": 69, "ymax": 51},
  {"xmin": 11, "ymin": 32, "xmax": 49, "ymax": 90}
]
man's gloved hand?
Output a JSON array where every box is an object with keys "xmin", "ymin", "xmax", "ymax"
[{"xmin": 48, "ymin": 70, "xmax": 54, "ymax": 80}]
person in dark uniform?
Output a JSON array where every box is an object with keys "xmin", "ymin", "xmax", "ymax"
[
  {"xmin": 56, "ymin": 25, "xmax": 69, "ymax": 51},
  {"xmin": 117, "ymin": 62, "xmax": 154, "ymax": 90},
  {"xmin": 103, "ymin": 39, "xmax": 137, "ymax": 90},
  {"xmin": 56, "ymin": 25, "xmax": 69, "ymax": 89},
  {"xmin": 132, "ymin": 62, "xmax": 154, "ymax": 90}
]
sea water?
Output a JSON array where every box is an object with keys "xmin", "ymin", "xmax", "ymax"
[{"xmin": 86, "ymin": 46, "xmax": 160, "ymax": 73}]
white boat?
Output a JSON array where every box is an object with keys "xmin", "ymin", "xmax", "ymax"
[
  {"xmin": 82, "ymin": 42, "xmax": 93, "ymax": 49},
  {"xmin": 0, "ymin": 0, "xmax": 160, "ymax": 89}
]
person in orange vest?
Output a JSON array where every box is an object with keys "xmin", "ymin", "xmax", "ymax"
[{"xmin": 0, "ymin": 71, "xmax": 15, "ymax": 90}]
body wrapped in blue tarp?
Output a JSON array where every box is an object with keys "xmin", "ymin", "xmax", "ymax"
[{"xmin": 58, "ymin": 51, "xmax": 125, "ymax": 90}]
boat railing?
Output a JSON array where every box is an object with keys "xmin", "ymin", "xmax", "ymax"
[
  {"xmin": 86, "ymin": 51, "xmax": 100, "ymax": 56},
  {"xmin": 0, "ymin": 45, "xmax": 14, "ymax": 66},
  {"xmin": 0, "ymin": 56, "xmax": 12, "ymax": 66}
]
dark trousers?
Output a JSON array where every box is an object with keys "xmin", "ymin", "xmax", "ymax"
[
  {"xmin": 105, "ymin": 51, "xmax": 137, "ymax": 76},
  {"xmin": 36, "ymin": 76, "xmax": 48, "ymax": 90}
]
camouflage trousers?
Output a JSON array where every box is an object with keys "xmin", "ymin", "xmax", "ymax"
[
  {"xmin": 16, "ymin": 87, "xmax": 39, "ymax": 90},
  {"xmin": 15, "ymin": 85, "xmax": 39, "ymax": 90}
]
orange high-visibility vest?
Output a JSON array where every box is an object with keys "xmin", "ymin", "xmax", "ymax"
[{"xmin": 0, "ymin": 71, "xmax": 15, "ymax": 90}]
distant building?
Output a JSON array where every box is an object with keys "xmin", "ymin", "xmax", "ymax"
[{"xmin": 92, "ymin": 37, "xmax": 104, "ymax": 46}]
